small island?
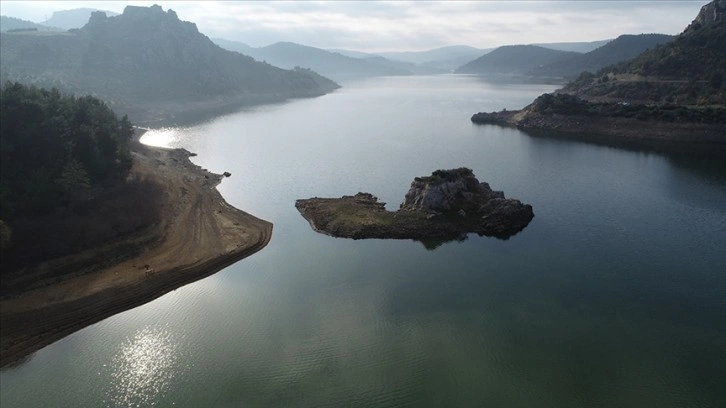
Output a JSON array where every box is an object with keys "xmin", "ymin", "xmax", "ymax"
[{"xmin": 295, "ymin": 168, "xmax": 534, "ymax": 241}]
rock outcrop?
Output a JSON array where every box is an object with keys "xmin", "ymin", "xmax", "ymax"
[
  {"xmin": 684, "ymin": 0, "xmax": 725, "ymax": 34},
  {"xmin": 295, "ymin": 168, "xmax": 534, "ymax": 242},
  {"xmin": 400, "ymin": 168, "xmax": 504, "ymax": 213}
]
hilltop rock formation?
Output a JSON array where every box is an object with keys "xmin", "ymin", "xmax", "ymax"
[
  {"xmin": 295, "ymin": 168, "xmax": 534, "ymax": 241},
  {"xmin": 685, "ymin": 0, "xmax": 725, "ymax": 33}
]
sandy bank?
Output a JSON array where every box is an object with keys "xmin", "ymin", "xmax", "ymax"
[{"xmin": 0, "ymin": 141, "xmax": 272, "ymax": 367}]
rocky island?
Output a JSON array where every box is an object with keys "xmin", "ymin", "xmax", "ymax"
[{"xmin": 295, "ymin": 168, "xmax": 534, "ymax": 241}]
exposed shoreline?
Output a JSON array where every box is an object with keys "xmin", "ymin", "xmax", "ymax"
[
  {"xmin": 471, "ymin": 107, "xmax": 726, "ymax": 146},
  {"xmin": 0, "ymin": 135, "xmax": 272, "ymax": 368}
]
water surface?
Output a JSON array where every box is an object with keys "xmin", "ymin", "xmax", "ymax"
[{"xmin": 2, "ymin": 75, "xmax": 725, "ymax": 407}]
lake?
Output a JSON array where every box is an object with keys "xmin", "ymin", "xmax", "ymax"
[{"xmin": 1, "ymin": 75, "xmax": 725, "ymax": 407}]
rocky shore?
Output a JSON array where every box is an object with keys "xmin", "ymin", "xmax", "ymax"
[
  {"xmin": 295, "ymin": 168, "xmax": 533, "ymax": 241},
  {"xmin": 0, "ymin": 138, "xmax": 272, "ymax": 367}
]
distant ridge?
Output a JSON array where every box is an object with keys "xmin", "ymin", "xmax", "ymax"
[
  {"xmin": 41, "ymin": 8, "xmax": 119, "ymax": 30},
  {"xmin": 533, "ymin": 39, "xmax": 611, "ymax": 53},
  {"xmin": 214, "ymin": 40, "xmax": 412, "ymax": 82},
  {"xmin": 0, "ymin": 5, "xmax": 339, "ymax": 122},
  {"xmin": 376, "ymin": 45, "xmax": 490, "ymax": 71},
  {"xmin": 455, "ymin": 45, "xmax": 579, "ymax": 75},
  {"xmin": 0, "ymin": 16, "xmax": 60, "ymax": 32},
  {"xmin": 531, "ymin": 34, "xmax": 674, "ymax": 79}
]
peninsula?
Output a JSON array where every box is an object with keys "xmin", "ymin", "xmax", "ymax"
[
  {"xmin": 295, "ymin": 168, "xmax": 533, "ymax": 241},
  {"xmin": 471, "ymin": 0, "xmax": 726, "ymax": 145},
  {"xmin": 0, "ymin": 135, "xmax": 272, "ymax": 367}
]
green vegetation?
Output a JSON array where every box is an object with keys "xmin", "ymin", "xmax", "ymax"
[
  {"xmin": 0, "ymin": 83, "xmax": 163, "ymax": 282},
  {"xmin": 529, "ymin": 93, "xmax": 726, "ymax": 123},
  {"xmin": 0, "ymin": 82, "xmax": 133, "ymax": 219},
  {"xmin": 530, "ymin": 34, "xmax": 674, "ymax": 79},
  {"xmin": 566, "ymin": 3, "xmax": 725, "ymax": 105}
]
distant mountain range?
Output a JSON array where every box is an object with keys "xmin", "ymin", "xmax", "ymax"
[
  {"xmin": 531, "ymin": 40, "xmax": 611, "ymax": 53},
  {"xmin": 375, "ymin": 46, "xmax": 492, "ymax": 71},
  {"xmin": 455, "ymin": 34, "xmax": 675, "ymax": 81},
  {"xmin": 1, "ymin": 9, "xmax": 119, "ymax": 32},
  {"xmin": 330, "ymin": 42, "xmax": 611, "ymax": 73},
  {"xmin": 530, "ymin": 34, "xmax": 674, "ymax": 79},
  {"xmin": 41, "ymin": 8, "xmax": 119, "ymax": 29},
  {"xmin": 0, "ymin": 16, "xmax": 60, "ymax": 32},
  {"xmin": 213, "ymin": 39, "xmax": 435, "ymax": 82},
  {"xmin": 0, "ymin": 5, "xmax": 339, "ymax": 122},
  {"xmin": 455, "ymin": 45, "xmax": 579, "ymax": 75}
]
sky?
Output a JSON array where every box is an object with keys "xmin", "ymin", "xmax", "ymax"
[{"xmin": 0, "ymin": 1, "xmax": 711, "ymax": 52}]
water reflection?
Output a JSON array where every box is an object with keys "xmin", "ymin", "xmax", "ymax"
[
  {"xmin": 140, "ymin": 127, "xmax": 186, "ymax": 148},
  {"xmin": 104, "ymin": 326, "xmax": 183, "ymax": 407}
]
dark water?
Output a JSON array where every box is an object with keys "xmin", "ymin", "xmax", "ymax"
[{"xmin": 1, "ymin": 75, "xmax": 725, "ymax": 407}]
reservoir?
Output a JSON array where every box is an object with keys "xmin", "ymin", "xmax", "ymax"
[{"xmin": 1, "ymin": 75, "xmax": 725, "ymax": 407}]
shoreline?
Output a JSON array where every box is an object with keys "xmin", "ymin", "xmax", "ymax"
[
  {"xmin": 471, "ymin": 108, "xmax": 726, "ymax": 147},
  {"xmin": 0, "ymin": 135, "xmax": 272, "ymax": 368}
]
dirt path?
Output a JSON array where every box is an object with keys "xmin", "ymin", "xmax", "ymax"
[{"xmin": 0, "ymin": 143, "xmax": 272, "ymax": 367}]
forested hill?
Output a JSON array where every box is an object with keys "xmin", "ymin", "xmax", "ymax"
[
  {"xmin": 530, "ymin": 34, "xmax": 674, "ymax": 79},
  {"xmin": 0, "ymin": 5, "xmax": 340, "ymax": 121},
  {"xmin": 0, "ymin": 82, "xmax": 166, "ymax": 282},
  {"xmin": 564, "ymin": 0, "xmax": 725, "ymax": 105}
]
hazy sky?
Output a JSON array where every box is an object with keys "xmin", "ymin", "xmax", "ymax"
[{"xmin": 0, "ymin": 1, "xmax": 710, "ymax": 51}]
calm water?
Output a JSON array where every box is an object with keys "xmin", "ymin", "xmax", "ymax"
[{"xmin": 2, "ymin": 75, "xmax": 725, "ymax": 407}]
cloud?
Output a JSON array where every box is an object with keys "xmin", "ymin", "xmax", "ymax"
[{"xmin": 1, "ymin": 1, "xmax": 709, "ymax": 51}]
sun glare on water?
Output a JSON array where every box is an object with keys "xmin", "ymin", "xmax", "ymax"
[
  {"xmin": 103, "ymin": 326, "xmax": 185, "ymax": 407},
  {"xmin": 140, "ymin": 127, "xmax": 185, "ymax": 148}
]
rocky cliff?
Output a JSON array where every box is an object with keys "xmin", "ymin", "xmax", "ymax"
[
  {"xmin": 400, "ymin": 168, "xmax": 504, "ymax": 213},
  {"xmin": 684, "ymin": 0, "xmax": 725, "ymax": 33}
]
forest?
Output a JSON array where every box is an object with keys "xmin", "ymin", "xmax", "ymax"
[{"xmin": 0, "ymin": 82, "xmax": 162, "ymax": 287}]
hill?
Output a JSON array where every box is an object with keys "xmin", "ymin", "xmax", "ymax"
[
  {"xmin": 455, "ymin": 45, "xmax": 580, "ymax": 75},
  {"xmin": 470, "ymin": 1, "xmax": 726, "ymax": 144},
  {"xmin": 0, "ymin": 16, "xmax": 60, "ymax": 32},
  {"xmin": 531, "ymin": 34, "xmax": 674, "ymax": 79},
  {"xmin": 564, "ymin": 0, "xmax": 725, "ymax": 105},
  {"xmin": 0, "ymin": 5, "xmax": 339, "ymax": 122},
  {"xmin": 533, "ymin": 39, "xmax": 612, "ymax": 53},
  {"xmin": 40, "ymin": 8, "xmax": 119, "ymax": 30},
  {"xmin": 359, "ymin": 55, "xmax": 446, "ymax": 76},
  {"xmin": 214, "ymin": 39, "xmax": 416, "ymax": 82},
  {"xmin": 377, "ymin": 45, "xmax": 491, "ymax": 71}
]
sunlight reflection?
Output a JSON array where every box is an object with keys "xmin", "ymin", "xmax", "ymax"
[
  {"xmin": 104, "ymin": 326, "xmax": 182, "ymax": 407},
  {"xmin": 140, "ymin": 127, "xmax": 184, "ymax": 148}
]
